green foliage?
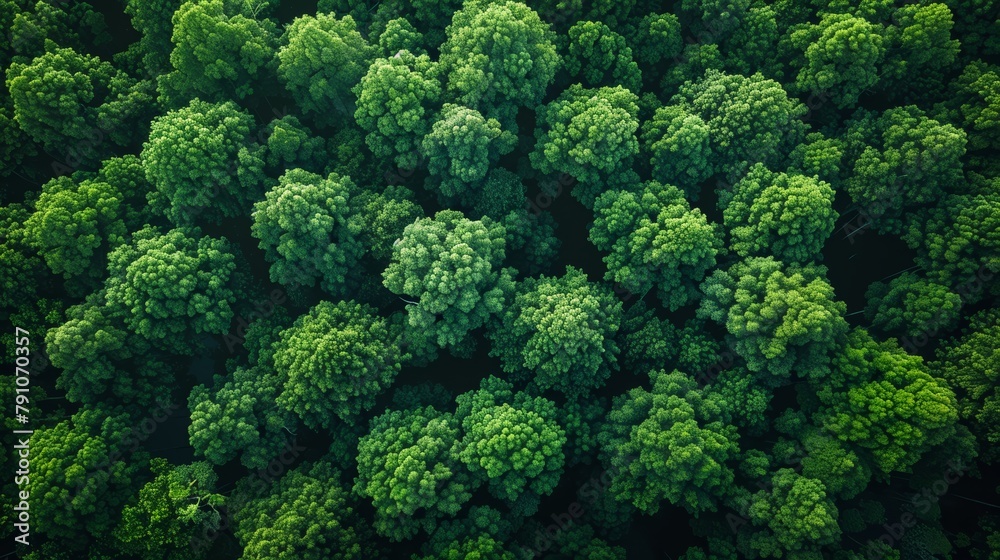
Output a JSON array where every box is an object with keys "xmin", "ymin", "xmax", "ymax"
[
  {"xmin": 234, "ymin": 460, "xmax": 373, "ymax": 560},
  {"xmin": 27, "ymin": 408, "xmax": 149, "ymax": 544},
  {"xmin": 742, "ymin": 469, "xmax": 840, "ymax": 557},
  {"xmin": 421, "ymin": 103, "xmax": 517, "ymax": 205},
  {"xmin": 591, "ymin": 180, "xmax": 724, "ymax": 310},
  {"xmin": 564, "ymin": 21, "xmax": 642, "ymax": 93},
  {"xmin": 488, "ymin": 266, "xmax": 621, "ymax": 397},
  {"xmin": 113, "ymin": 459, "xmax": 223, "ymax": 560},
  {"xmin": 273, "ymin": 300, "xmax": 401, "ymax": 429},
  {"xmin": 599, "ymin": 369, "xmax": 740, "ymax": 515},
  {"xmin": 6, "ymin": 47, "xmax": 137, "ymax": 163},
  {"xmin": 698, "ymin": 257, "xmax": 848, "ymax": 383},
  {"xmin": 378, "ymin": 17, "xmax": 426, "ymax": 56},
  {"xmin": 846, "ymin": 105, "xmax": 966, "ymax": 234},
  {"xmin": 104, "ymin": 226, "xmax": 238, "ymax": 354},
  {"xmin": 671, "ymin": 70, "xmax": 807, "ymax": 179},
  {"xmin": 641, "ymin": 105, "xmax": 713, "ymax": 199},
  {"xmin": 719, "ymin": 164, "xmax": 837, "ymax": 263},
  {"xmin": 439, "ymin": 0, "xmax": 559, "ymax": 124},
  {"xmin": 277, "ymin": 13, "xmax": 374, "ymax": 126},
  {"xmin": 816, "ymin": 329, "xmax": 958, "ymax": 473},
  {"xmin": 630, "ymin": 13, "xmax": 682, "ymax": 66},
  {"xmin": 789, "ymin": 13, "xmax": 887, "ymax": 109},
  {"xmin": 250, "ymin": 168, "xmax": 365, "ymax": 296},
  {"xmin": 353, "ymin": 50, "xmax": 442, "ymax": 169},
  {"xmin": 383, "ymin": 209, "xmax": 513, "ymax": 353},
  {"xmin": 157, "ymin": 0, "xmax": 277, "ymax": 105},
  {"xmin": 864, "ymin": 271, "xmax": 962, "ymax": 338},
  {"xmin": 125, "ymin": 0, "xmax": 182, "ymax": 74},
  {"xmin": 187, "ymin": 365, "xmax": 296, "ymax": 469},
  {"xmin": 933, "ymin": 309, "xmax": 1000, "ymax": 463},
  {"xmin": 454, "ymin": 376, "xmax": 566, "ymax": 511},
  {"xmin": 530, "ymin": 84, "xmax": 640, "ymax": 206},
  {"xmin": 142, "ymin": 98, "xmax": 257, "ymax": 224},
  {"xmin": 354, "ymin": 405, "xmax": 476, "ymax": 540}
]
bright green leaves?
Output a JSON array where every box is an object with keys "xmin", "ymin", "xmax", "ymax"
[
  {"xmin": 188, "ymin": 365, "xmax": 296, "ymax": 469},
  {"xmin": 592, "ymin": 181, "xmax": 724, "ymax": 310},
  {"xmin": 488, "ymin": 266, "xmax": 621, "ymax": 397},
  {"xmin": 24, "ymin": 176, "xmax": 128, "ymax": 285},
  {"xmin": 698, "ymin": 257, "xmax": 848, "ymax": 383},
  {"xmin": 234, "ymin": 460, "xmax": 373, "ymax": 560},
  {"xmin": 383, "ymin": 210, "xmax": 513, "ymax": 354},
  {"xmin": 277, "ymin": 13, "xmax": 374, "ymax": 126},
  {"xmin": 142, "ymin": 98, "xmax": 256, "ymax": 224},
  {"xmin": 599, "ymin": 369, "xmax": 740, "ymax": 515},
  {"xmin": 250, "ymin": 168, "xmax": 365, "ymax": 296},
  {"xmin": 273, "ymin": 300, "xmax": 401, "ymax": 430},
  {"xmin": 354, "ymin": 51, "xmax": 442, "ymax": 169},
  {"xmin": 720, "ymin": 164, "xmax": 837, "ymax": 264},
  {"xmin": 530, "ymin": 84, "xmax": 640, "ymax": 206},
  {"xmin": 864, "ymin": 271, "xmax": 962, "ymax": 338},
  {"xmin": 641, "ymin": 106, "xmax": 712, "ymax": 200},
  {"xmin": 790, "ymin": 13, "xmax": 887, "ymax": 108},
  {"xmin": 421, "ymin": 103, "xmax": 517, "ymax": 205},
  {"xmin": 113, "ymin": 459, "xmax": 224, "ymax": 560},
  {"xmin": 455, "ymin": 376, "xmax": 566, "ymax": 512},
  {"xmin": 564, "ymin": 20, "xmax": 642, "ymax": 92},
  {"xmin": 744, "ymin": 469, "xmax": 841, "ymax": 556},
  {"xmin": 440, "ymin": 0, "xmax": 559, "ymax": 124},
  {"xmin": 157, "ymin": 0, "xmax": 277, "ymax": 105},
  {"xmin": 816, "ymin": 329, "xmax": 958, "ymax": 474},
  {"xmin": 105, "ymin": 226, "xmax": 238, "ymax": 354},
  {"xmin": 354, "ymin": 406, "xmax": 475, "ymax": 541}
]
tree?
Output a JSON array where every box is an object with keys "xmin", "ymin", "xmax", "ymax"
[
  {"xmin": 933, "ymin": 309, "xmax": 1000, "ymax": 463},
  {"xmin": 6, "ymin": 47, "xmax": 142, "ymax": 164},
  {"xmin": 27, "ymin": 407, "xmax": 149, "ymax": 545},
  {"xmin": 939, "ymin": 61, "xmax": 1000, "ymax": 154},
  {"xmin": 382, "ymin": 209, "xmax": 514, "ymax": 353},
  {"xmin": 353, "ymin": 50, "xmax": 442, "ymax": 169},
  {"xmin": 104, "ymin": 226, "xmax": 239, "ymax": 354},
  {"xmin": 356, "ymin": 184, "xmax": 424, "ymax": 263},
  {"xmin": 142, "ymin": 98, "xmax": 257, "ymax": 224},
  {"xmin": 530, "ymin": 84, "xmax": 640, "ymax": 207},
  {"xmin": 6, "ymin": 0, "xmax": 110, "ymax": 63},
  {"xmin": 789, "ymin": 13, "xmax": 887, "ymax": 109},
  {"xmin": 157, "ymin": 0, "xmax": 278, "ymax": 105},
  {"xmin": 439, "ymin": 0, "xmax": 559, "ymax": 126},
  {"xmin": 628, "ymin": 13, "xmax": 682, "ymax": 67},
  {"xmin": 354, "ymin": 405, "xmax": 476, "ymax": 541},
  {"xmin": 845, "ymin": 105, "xmax": 966, "ymax": 234},
  {"xmin": 187, "ymin": 365, "xmax": 297, "ymax": 469},
  {"xmin": 719, "ymin": 164, "xmax": 837, "ymax": 263},
  {"xmin": 46, "ymin": 291, "xmax": 175, "ymax": 412},
  {"xmin": 421, "ymin": 103, "xmax": 517, "ymax": 206},
  {"xmin": 488, "ymin": 266, "xmax": 622, "ymax": 397},
  {"xmin": 599, "ymin": 369, "xmax": 740, "ymax": 515},
  {"xmin": 277, "ymin": 12, "xmax": 374, "ymax": 126},
  {"xmin": 815, "ymin": 328, "xmax": 958, "ymax": 474},
  {"xmin": 125, "ymin": 0, "xmax": 183, "ymax": 74},
  {"xmin": 454, "ymin": 376, "xmax": 566, "ymax": 512},
  {"xmin": 377, "ymin": 17, "xmax": 426, "ymax": 56},
  {"xmin": 113, "ymin": 459, "xmax": 224, "ymax": 560},
  {"xmin": 233, "ymin": 460, "xmax": 374, "ymax": 560},
  {"xmin": 698, "ymin": 257, "xmax": 848, "ymax": 383},
  {"xmin": 640, "ymin": 105, "xmax": 713, "ymax": 200},
  {"xmin": 670, "ymin": 70, "xmax": 807, "ymax": 179},
  {"xmin": 864, "ymin": 271, "xmax": 962, "ymax": 339},
  {"xmin": 741, "ymin": 469, "xmax": 841, "ymax": 557},
  {"xmin": 902, "ymin": 187, "xmax": 1000, "ymax": 289},
  {"xmin": 250, "ymin": 168, "xmax": 366, "ymax": 296},
  {"xmin": 273, "ymin": 300, "xmax": 402, "ymax": 430},
  {"xmin": 591, "ymin": 181, "xmax": 725, "ymax": 310},
  {"xmin": 564, "ymin": 20, "xmax": 642, "ymax": 93}
]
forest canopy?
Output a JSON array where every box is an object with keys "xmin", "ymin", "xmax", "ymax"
[{"xmin": 1, "ymin": 0, "xmax": 999, "ymax": 559}]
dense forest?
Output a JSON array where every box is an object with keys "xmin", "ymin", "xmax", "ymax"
[{"xmin": 1, "ymin": 0, "xmax": 999, "ymax": 558}]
